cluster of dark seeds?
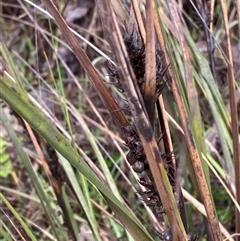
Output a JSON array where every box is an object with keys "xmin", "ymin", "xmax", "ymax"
[
  {"xmin": 107, "ymin": 31, "xmax": 168, "ymax": 100},
  {"xmin": 109, "ymin": 31, "xmax": 177, "ymax": 211},
  {"xmin": 121, "ymin": 124, "xmax": 177, "ymax": 210},
  {"xmin": 121, "ymin": 125, "xmax": 165, "ymax": 209},
  {"xmin": 46, "ymin": 145, "xmax": 66, "ymax": 185},
  {"xmin": 121, "ymin": 32, "xmax": 200, "ymax": 240},
  {"xmin": 161, "ymin": 152, "xmax": 176, "ymax": 188},
  {"xmin": 121, "ymin": 125, "xmax": 148, "ymax": 173},
  {"xmin": 124, "ymin": 32, "xmax": 168, "ymax": 99},
  {"xmin": 157, "ymin": 228, "xmax": 198, "ymax": 241},
  {"xmin": 123, "ymin": 32, "xmax": 146, "ymax": 81},
  {"xmin": 139, "ymin": 177, "xmax": 162, "ymax": 208}
]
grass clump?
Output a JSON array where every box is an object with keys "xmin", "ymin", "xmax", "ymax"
[{"xmin": 0, "ymin": 0, "xmax": 239, "ymax": 240}]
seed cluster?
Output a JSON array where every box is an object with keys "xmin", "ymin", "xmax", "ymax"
[
  {"xmin": 124, "ymin": 32, "xmax": 168, "ymax": 99},
  {"xmin": 139, "ymin": 178, "xmax": 161, "ymax": 208},
  {"xmin": 46, "ymin": 145, "xmax": 66, "ymax": 185},
  {"xmin": 157, "ymin": 228, "xmax": 198, "ymax": 241},
  {"xmin": 108, "ymin": 32, "xmax": 168, "ymax": 99},
  {"xmin": 109, "ymin": 32, "xmax": 176, "ymax": 210},
  {"xmin": 121, "ymin": 124, "xmax": 176, "ymax": 209},
  {"xmin": 121, "ymin": 125, "xmax": 148, "ymax": 173}
]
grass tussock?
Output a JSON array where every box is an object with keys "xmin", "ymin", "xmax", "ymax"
[{"xmin": 0, "ymin": 0, "xmax": 239, "ymax": 240}]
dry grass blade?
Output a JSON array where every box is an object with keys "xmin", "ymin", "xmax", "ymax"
[
  {"xmin": 220, "ymin": 0, "xmax": 240, "ymax": 238},
  {"xmin": 110, "ymin": 0, "xmax": 128, "ymax": 23},
  {"xmin": 144, "ymin": 0, "xmax": 156, "ymax": 126},
  {"xmin": 132, "ymin": 0, "xmax": 146, "ymax": 42},
  {"xmin": 182, "ymin": 188, "xmax": 234, "ymax": 241},
  {"xmin": 209, "ymin": 0, "xmax": 216, "ymax": 32}
]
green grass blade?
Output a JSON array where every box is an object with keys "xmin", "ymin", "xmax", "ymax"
[
  {"xmin": 0, "ymin": 220, "xmax": 15, "ymax": 241},
  {"xmin": 58, "ymin": 154, "xmax": 102, "ymax": 241},
  {"xmin": 61, "ymin": 185, "xmax": 79, "ymax": 241},
  {"xmin": 0, "ymin": 192, "xmax": 37, "ymax": 241}
]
